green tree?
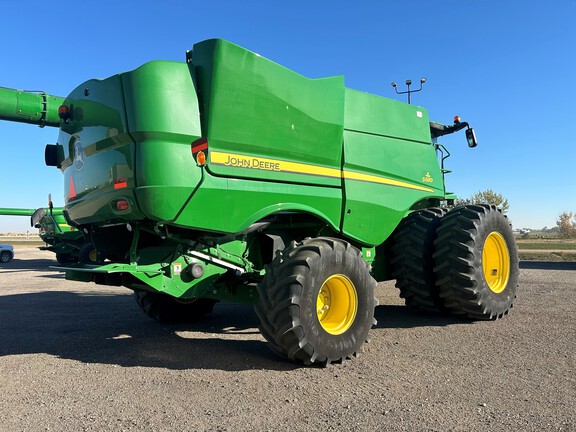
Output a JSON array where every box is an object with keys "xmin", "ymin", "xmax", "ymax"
[
  {"xmin": 455, "ymin": 189, "xmax": 510, "ymax": 214},
  {"xmin": 556, "ymin": 211, "xmax": 576, "ymax": 239}
]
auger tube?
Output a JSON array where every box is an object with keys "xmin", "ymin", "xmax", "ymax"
[{"xmin": 0, "ymin": 87, "xmax": 64, "ymax": 127}]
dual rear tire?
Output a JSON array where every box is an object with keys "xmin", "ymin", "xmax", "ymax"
[{"xmin": 393, "ymin": 205, "xmax": 519, "ymax": 320}]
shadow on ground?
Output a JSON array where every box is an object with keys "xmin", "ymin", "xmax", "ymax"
[
  {"xmin": 519, "ymin": 261, "xmax": 576, "ymax": 270},
  {"xmin": 0, "ymin": 257, "xmax": 58, "ymax": 273},
  {"xmin": 0, "ymin": 287, "xmax": 476, "ymax": 372},
  {"xmin": 0, "ymin": 290, "xmax": 291, "ymax": 372}
]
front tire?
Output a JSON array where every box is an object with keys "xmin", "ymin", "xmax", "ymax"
[
  {"xmin": 56, "ymin": 252, "xmax": 76, "ymax": 265},
  {"xmin": 78, "ymin": 243, "xmax": 102, "ymax": 264},
  {"xmin": 255, "ymin": 237, "xmax": 377, "ymax": 366},
  {"xmin": 434, "ymin": 205, "xmax": 519, "ymax": 319}
]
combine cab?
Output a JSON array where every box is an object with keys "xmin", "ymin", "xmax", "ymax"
[{"xmin": 0, "ymin": 39, "xmax": 518, "ymax": 365}]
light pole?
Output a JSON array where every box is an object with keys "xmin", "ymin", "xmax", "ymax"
[{"xmin": 391, "ymin": 78, "xmax": 426, "ymax": 104}]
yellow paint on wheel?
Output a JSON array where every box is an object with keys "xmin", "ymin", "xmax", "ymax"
[
  {"xmin": 316, "ymin": 274, "xmax": 358, "ymax": 335},
  {"xmin": 482, "ymin": 232, "xmax": 511, "ymax": 293}
]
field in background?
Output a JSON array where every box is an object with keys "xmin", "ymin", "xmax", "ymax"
[
  {"xmin": 0, "ymin": 234, "xmax": 44, "ymax": 247},
  {"xmin": 515, "ymin": 237, "xmax": 576, "ymax": 261},
  {"xmin": 2, "ymin": 234, "xmax": 575, "ymax": 261}
]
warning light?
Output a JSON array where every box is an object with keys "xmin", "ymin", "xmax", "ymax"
[
  {"xmin": 196, "ymin": 151, "xmax": 206, "ymax": 166},
  {"xmin": 191, "ymin": 137, "xmax": 208, "ymax": 165},
  {"xmin": 454, "ymin": 115, "xmax": 461, "ymax": 124}
]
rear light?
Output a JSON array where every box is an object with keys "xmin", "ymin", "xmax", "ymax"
[
  {"xmin": 114, "ymin": 178, "xmax": 128, "ymax": 189},
  {"xmin": 58, "ymin": 105, "xmax": 71, "ymax": 120},
  {"xmin": 191, "ymin": 137, "xmax": 208, "ymax": 165},
  {"xmin": 115, "ymin": 200, "xmax": 130, "ymax": 211}
]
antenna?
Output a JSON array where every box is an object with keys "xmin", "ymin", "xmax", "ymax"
[{"xmin": 391, "ymin": 77, "xmax": 426, "ymax": 104}]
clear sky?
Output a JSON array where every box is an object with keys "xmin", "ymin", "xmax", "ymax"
[{"xmin": 0, "ymin": 0, "xmax": 574, "ymax": 233}]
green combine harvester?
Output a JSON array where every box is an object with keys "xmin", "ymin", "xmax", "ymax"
[
  {"xmin": 0, "ymin": 199, "xmax": 93, "ymax": 264},
  {"xmin": 0, "ymin": 39, "xmax": 518, "ymax": 365}
]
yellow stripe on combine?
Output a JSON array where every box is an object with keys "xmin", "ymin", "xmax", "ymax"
[
  {"xmin": 342, "ymin": 171, "xmax": 434, "ymax": 192},
  {"xmin": 210, "ymin": 151, "xmax": 434, "ymax": 193}
]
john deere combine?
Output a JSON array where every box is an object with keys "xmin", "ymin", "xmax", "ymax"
[
  {"xmin": 0, "ymin": 198, "xmax": 93, "ymax": 264},
  {"xmin": 0, "ymin": 39, "xmax": 518, "ymax": 365}
]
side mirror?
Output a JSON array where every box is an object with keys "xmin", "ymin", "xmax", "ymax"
[{"xmin": 466, "ymin": 128, "xmax": 478, "ymax": 148}]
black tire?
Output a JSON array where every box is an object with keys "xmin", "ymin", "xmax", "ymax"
[
  {"xmin": 78, "ymin": 243, "xmax": 100, "ymax": 264},
  {"xmin": 0, "ymin": 251, "xmax": 12, "ymax": 263},
  {"xmin": 391, "ymin": 208, "xmax": 447, "ymax": 313},
  {"xmin": 56, "ymin": 252, "xmax": 76, "ymax": 265},
  {"xmin": 134, "ymin": 290, "xmax": 218, "ymax": 324},
  {"xmin": 434, "ymin": 205, "xmax": 519, "ymax": 320},
  {"xmin": 255, "ymin": 237, "xmax": 377, "ymax": 366}
]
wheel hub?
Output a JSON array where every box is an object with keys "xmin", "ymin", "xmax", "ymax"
[
  {"xmin": 316, "ymin": 274, "xmax": 358, "ymax": 335},
  {"xmin": 482, "ymin": 231, "xmax": 511, "ymax": 293}
]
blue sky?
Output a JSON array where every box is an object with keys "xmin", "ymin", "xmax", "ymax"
[{"xmin": 0, "ymin": 1, "xmax": 574, "ymax": 233}]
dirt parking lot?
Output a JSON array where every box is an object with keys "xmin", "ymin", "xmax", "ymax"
[{"xmin": 1, "ymin": 248, "xmax": 575, "ymax": 431}]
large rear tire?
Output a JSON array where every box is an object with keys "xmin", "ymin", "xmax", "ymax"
[
  {"xmin": 434, "ymin": 205, "xmax": 519, "ymax": 320},
  {"xmin": 134, "ymin": 290, "xmax": 218, "ymax": 324},
  {"xmin": 255, "ymin": 237, "xmax": 377, "ymax": 366},
  {"xmin": 392, "ymin": 208, "xmax": 447, "ymax": 313}
]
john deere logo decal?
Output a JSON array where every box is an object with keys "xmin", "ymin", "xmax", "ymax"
[
  {"xmin": 73, "ymin": 140, "xmax": 85, "ymax": 172},
  {"xmin": 422, "ymin": 172, "xmax": 433, "ymax": 183}
]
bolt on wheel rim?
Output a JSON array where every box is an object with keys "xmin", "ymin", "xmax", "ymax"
[
  {"xmin": 482, "ymin": 231, "xmax": 511, "ymax": 293},
  {"xmin": 316, "ymin": 274, "xmax": 358, "ymax": 335}
]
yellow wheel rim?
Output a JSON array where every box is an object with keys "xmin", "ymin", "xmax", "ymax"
[
  {"xmin": 482, "ymin": 232, "xmax": 511, "ymax": 293},
  {"xmin": 88, "ymin": 249, "xmax": 98, "ymax": 263},
  {"xmin": 316, "ymin": 274, "xmax": 358, "ymax": 335}
]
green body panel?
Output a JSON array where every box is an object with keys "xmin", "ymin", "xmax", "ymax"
[
  {"xmin": 190, "ymin": 39, "xmax": 344, "ymax": 188},
  {"xmin": 173, "ymin": 174, "xmax": 342, "ymax": 234},
  {"xmin": 0, "ymin": 87, "xmax": 63, "ymax": 127},
  {"xmin": 58, "ymin": 61, "xmax": 202, "ymax": 226},
  {"xmin": 341, "ymin": 89, "xmax": 445, "ymax": 245},
  {"xmin": 58, "ymin": 39, "xmax": 448, "ymax": 245}
]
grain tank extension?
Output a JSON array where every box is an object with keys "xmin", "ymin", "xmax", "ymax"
[{"xmin": 0, "ymin": 39, "xmax": 519, "ymax": 366}]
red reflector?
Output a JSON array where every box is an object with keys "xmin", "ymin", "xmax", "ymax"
[
  {"xmin": 114, "ymin": 178, "xmax": 128, "ymax": 189},
  {"xmin": 192, "ymin": 137, "xmax": 208, "ymax": 154},
  {"xmin": 115, "ymin": 200, "xmax": 130, "ymax": 211},
  {"xmin": 68, "ymin": 176, "xmax": 77, "ymax": 201},
  {"xmin": 58, "ymin": 105, "xmax": 71, "ymax": 120}
]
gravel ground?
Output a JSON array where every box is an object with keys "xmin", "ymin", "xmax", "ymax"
[{"xmin": 1, "ymin": 248, "xmax": 574, "ymax": 431}]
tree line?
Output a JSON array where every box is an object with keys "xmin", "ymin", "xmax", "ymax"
[{"xmin": 455, "ymin": 189, "xmax": 575, "ymax": 239}]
